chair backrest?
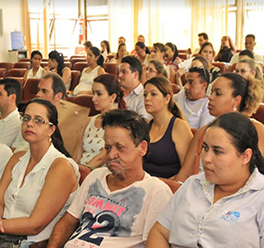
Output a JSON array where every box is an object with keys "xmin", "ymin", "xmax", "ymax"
[
  {"xmin": 13, "ymin": 62, "xmax": 31, "ymax": 70},
  {"xmin": 73, "ymin": 62, "xmax": 88, "ymax": 72},
  {"xmin": 70, "ymin": 57, "xmax": 87, "ymax": 67},
  {"xmin": 178, "ymin": 53, "xmax": 188, "ymax": 60},
  {"xmin": 158, "ymin": 178, "xmax": 181, "ymax": 193},
  {"xmin": 22, "ymin": 78, "xmax": 41, "ymax": 101},
  {"xmin": 227, "ymin": 63, "xmax": 237, "ymax": 72},
  {"xmin": 64, "ymin": 61, "xmax": 72, "ymax": 69},
  {"xmin": 70, "ymin": 70, "xmax": 81, "ymax": 91},
  {"xmin": 71, "ymin": 95, "xmax": 100, "ymax": 116},
  {"xmin": 79, "ymin": 165, "xmax": 92, "ymax": 185},
  {"xmin": 7, "ymin": 68, "xmax": 27, "ymax": 77},
  {"xmin": 19, "ymin": 58, "xmax": 31, "ymax": 62},
  {"xmin": 0, "ymin": 62, "xmax": 14, "ymax": 71},
  {"xmin": 5, "ymin": 76, "xmax": 24, "ymax": 87},
  {"xmin": 40, "ymin": 61, "xmax": 48, "ymax": 68},
  {"xmin": 104, "ymin": 63, "xmax": 118, "ymax": 76},
  {"xmin": 0, "ymin": 68, "xmax": 6, "ymax": 78},
  {"xmin": 251, "ymin": 103, "xmax": 264, "ymax": 125},
  {"xmin": 70, "ymin": 55, "xmax": 86, "ymax": 61},
  {"xmin": 212, "ymin": 62, "xmax": 226, "ymax": 73}
]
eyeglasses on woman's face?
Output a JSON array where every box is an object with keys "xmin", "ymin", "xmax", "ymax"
[{"xmin": 21, "ymin": 115, "xmax": 54, "ymax": 126}]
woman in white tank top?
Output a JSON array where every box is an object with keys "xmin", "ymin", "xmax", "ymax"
[
  {"xmin": 73, "ymin": 46, "xmax": 106, "ymax": 95},
  {"xmin": 23, "ymin": 50, "xmax": 45, "ymax": 83},
  {"xmin": 0, "ymin": 98, "xmax": 79, "ymax": 247}
]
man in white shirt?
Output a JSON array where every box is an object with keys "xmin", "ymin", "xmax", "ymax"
[
  {"xmin": 47, "ymin": 109, "xmax": 172, "ymax": 248},
  {"xmin": 173, "ymin": 67, "xmax": 215, "ymax": 129},
  {"xmin": 119, "ymin": 56, "xmax": 150, "ymax": 119},
  {"xmin": 230, "ymin": 34, "xmax": 264, "ymax": 65},
  {"xmin": 0, "ymin": 78, "xmax": 21, "ymax": 147}
]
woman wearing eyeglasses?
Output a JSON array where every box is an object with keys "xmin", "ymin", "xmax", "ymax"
[
  {"xmin": 235, "ymin": 58, "xmax": 264, "ymax": 101},
  {"xmin": 0, "ymin": 98, "xmax": 79, "ymax": 247},
  {"xmin": 144, "ymin": 59, "xmax": 168, "ymax": 83}
]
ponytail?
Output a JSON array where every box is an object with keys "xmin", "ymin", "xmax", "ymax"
[
  {"xmin": 52, "ymin": 126, "xmax": 71, "ymax": 157},
  {"xmin": 250, "ymin": 148, "xmax": 264, "ymax": 174},
  {"xmin": 97, "ymin": 54, "xmax": 104, "ymax": 67}
]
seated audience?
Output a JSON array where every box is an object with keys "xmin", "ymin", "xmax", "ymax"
[
  {"xmin": 131, "ymin": 35, "xmax": 146, "ymax": 55},
  {"xmin": 183, "ymin": 73, "xmax": 264, "ymax": 178},
  {"xmin": 119, "ymin": 56, "xmax": 150, "ymax": 119},
  {"xmin": 110, "ymin": 42, "xmax": 127, "ymax": 65},
  {"xmin": 135, "ymin": 41, "xmax": 151, "ymax": 67},
  {"xmin": 0, "ymin": 78, "xmax": 21, "ymax": 148},
  {"xmin": 47, "ymin": 109, "xmax": 172, "ymax": 248},
  {"xmin": 79, "ymin": 41, "xmax": 93, "ymax": 56},
  {"xmin": 73, "ymin": 47, "xmax": 105, "ymax": 95},
  {"xmin": 23, "ymin": 50, "xmax": 44, "ymax": 82},
  {"xmin": 146, "ymin": 112, "xmax": 264, "ymax": 248},
  {"xmin": 0, "ymin": 143, "xmax": 12, "ymax": 178},
  {"xmin": 199, "ymin": 42, "xmax": 221, "ymax": 83},
  {"xmin": 100, "ymin": 40, "xmax": 111, "ymax": 61},
  {"xmin": 0, "ymin": 98, "xmax": 79, "ymax": 247},
  {"xmin": 143, "ymin": 76, "xmax": 193, "ymax": 179},
  {"xmin": 173, "ymin": 67, "xmax": 215, "ymax": 129},
  {"xmin": 164, "ymin": 42, "xmax": 182, "ymax": 72},
  {"xmin": 214, "ymin": 36, "xmax": 236, "ymax": 63},
  {"xmin": 75, "ymin": 74, "xmax": 126, "ymax": 169},
  {"xmin": 46, "ymin": 50, "xmax": 72, "ymax": 90},
  {"xmin": 150, "ymin": 43, "xmax": 176, "ymax": 84},
  {"xmin": 230, "ymin": 34, "xmax": 264, "ymax": 65}
]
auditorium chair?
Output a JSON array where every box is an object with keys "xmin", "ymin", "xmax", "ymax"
[
  {"xmin": 104, "ymin": 63, "xmax": 118, "ymax": 76},
  {"xmin": 251, "ymin": 103, "xmax": 264, "ymax": 125},
  {"xmin": 212, "ymin": 62, "xmax": 226, "ymax": 73},
  {"xmin": 72, "ymin": 62, "xmax": 88, "ymax": 72},
  {"xmin": 22, "ymin": 78, "xmax": 41, "ymax": 101},
  {"xmin": 13, "ymin": 62, "xmax": 31, "ymax": 70},
  {"xmin": 159, "ymin": 178, "xmax": 181, "ymax": 193},
  {"xmin": 69, "ymin": 70, "xmax": 81, "ymax": 91},
  {"xmin": 7, "ymin": 68, "xmax": 27, "ymax": 77},
  {"xmin": 0, "ymin": 62, "xmax": 14, "ymax": 71},
  {"xmin": 70, "ymin": 94, "xmax": 100, "ymax": 116},
  {"xmin": 0, "ymin": 68, "xmax": 6, "ymax": 78},
  {"xmin": 70, "ymin": 57, "xmax": 87, "ymax": 68}
]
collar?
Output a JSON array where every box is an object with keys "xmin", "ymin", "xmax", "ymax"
[{"xmin": 0, "ymin": 108, "xmax": 19, "ymax": 122}]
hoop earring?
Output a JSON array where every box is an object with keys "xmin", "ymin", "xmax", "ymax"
[
  {"xmin": 49, "ymin": 137, "xmax": 52, "ymax": 143},
  {"xmin": 233, "ymin": 105, "xmax": 237, "ymax": 111}
]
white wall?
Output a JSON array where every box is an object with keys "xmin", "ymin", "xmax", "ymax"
[{"xmin": 0, "ymin": 0, "xmax": 23, "ymax": 61}]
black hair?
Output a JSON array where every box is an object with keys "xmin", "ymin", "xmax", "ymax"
[
  {"xmin": 189, "ymin": 66, "xmax": 210, "ymax": 84},
  {"xmin": 0, "ymin": 78, "xmax": 21, "ymax": 106},
  {"xmin": 153, "ymin": 43, "xmax": 166, "ymax": 57},
  {"xmin": 245, "ymin": 34, "xmax": 256, "ymax": 41},
  {"xmin": 239, "ymin": 49, "xmax": 254, "ymax": 59},
  {"xmin": 144, "ymin": 76, "xmax": 184, "ymax": 119},
  {"xmin": 198, "ymin": 32, "xmax": 209, "ymax": 40},
  {"xmin": 31, "ymin": 50, "xmax": 42, "ymax": 59},
  {"xmin": 101, "ymin": 40, "xmax": 111, "ymax": 53},
  {"xmin": 23, "ymin": 98, "xmax": 71, "ymax": 157},
  {"xmin": 135, "ymin": 42, "xmax": 150, "ymax": 54},
  {"xmin": 93, "ymin": 74, "xmax": 126, "ymax": 110},
  {"xmin": 121, "ymin": 56, "xmax": 142, "ymax": 80},
  {"xmin": 48, "ymin": 50, "xmax": 65, "ymax": 77},
  {"xmin": 83, "ymin": 41, "xmax": 93, "ymax": 48},
  {"xmin": 41, "ymin": 73, "xmax": 66, "ymax": 98},
  {"xmin": 165, "ymin": 42, "xmax": 179, "ymax": 61},
  {"xmin": 207, "ymin": 112, "xmax": 264, "ymax": 174},
  {"xmin": 89, "ymin": 46, "xmax": 104, "ymax": 67},
  {"xmin": 102, "ymin": 109, "xmax": 150, "ymax": 158}
]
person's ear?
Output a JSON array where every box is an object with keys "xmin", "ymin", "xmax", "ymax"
[
  {"xmin": 241, "ymin": 148, "xmax": 252, "ymax": 166},
  {"xmin": 234, "ymin": 95, "xmax": 242, "ymax": 110},
  {"xmin": 54, "ymin": 92, "xmax": 63, "ymax": 101},
  {"xmin": 138, "ymin": 140, "xmax": 148, "ymax": 157}
]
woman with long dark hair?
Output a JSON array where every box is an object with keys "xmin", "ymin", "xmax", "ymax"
[{"xmin": 0, "ymin": 98, "xmax": 79, "ymax": 247}]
